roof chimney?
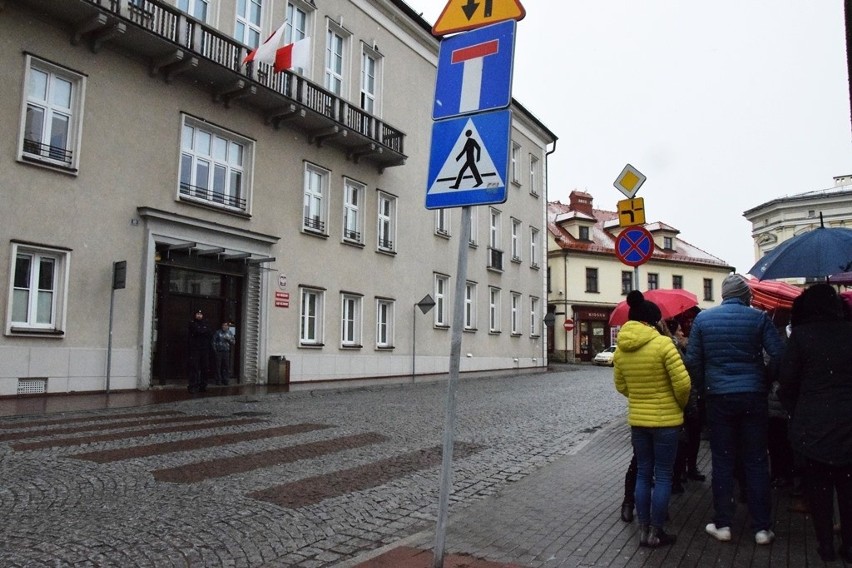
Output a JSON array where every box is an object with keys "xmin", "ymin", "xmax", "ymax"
[{"xmin": 569, "ymin": 190, "xmax": 594, "ymax": 216}]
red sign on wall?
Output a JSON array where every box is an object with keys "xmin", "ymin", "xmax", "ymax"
[{"xmin": 274, "ymin": 291, "xmax": 289, "ymax": 308}]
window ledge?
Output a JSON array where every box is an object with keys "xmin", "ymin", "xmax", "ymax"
[
  {"xmin": 511, "ymin": 332, "xmax": 522, "ymax": 337},
  {"xmin": 19, "ymin": 154, "xmax": 78, "ymax": 175},
  {"xmin": 530, "ymin": 263, "xmax": 540, "ymax": 270},
  {"xmin": 301, "ymin": 228, "xmax": 330, "ymax": 239},
  {"xmin": 489, "ymin": 330, "xmax": 501, "ymax": 335},
  {"xmin": 298, "ymin": 343, "xmax": 324, "ymax": 349},
  {"xmin": 511, "ymin": 257, "xmax": 522, "ymax": 264},
  {"xmin": 463, "ymin": 327, "xmax": 477, "ymax": 333},
  {"xmin": 376, "ymin": 346, "xmax": 395, "ymax": 351},
  {"xmin": 434, "ymin": 324, "xmax": 450, "ymax": 330},
  {"xmin": 8, "ymin": 327, "xmax": 65, "ymax": 337},
  {"xmin": 341, "ymin": 345, "xmax": 362, "ymax": 350},
  {"xmin": 376, "ymin": 248, "xmax": 397, "ymax": 257},
  {"xmin": 342, "ymin": 239, "xmax": 365, "ymax": 249}
]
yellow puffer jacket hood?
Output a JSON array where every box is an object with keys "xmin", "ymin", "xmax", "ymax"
[{"xmin": 613, "ymin": 321, "xmax": 691, "ymax": 428}]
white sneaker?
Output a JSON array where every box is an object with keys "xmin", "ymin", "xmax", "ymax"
[
  {"xmin": 706, "ymin": 523, "xmax": 732, "ymax": 542},
  {"xmin": 755, "ymin": 530, "xmax": 775, "ymax": 545}
]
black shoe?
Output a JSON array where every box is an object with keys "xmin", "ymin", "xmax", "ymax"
[
  {"xmin": 672, "ymin": 483, "xmax": 685, "ymax": 495},
  {"xmin": 646, "ymin": 526, "xmax": 677, "ymax": 548},
  {"xmin": 687, "ymin": 469, "xmax": 706, "ymax": 482},
  {"xmin": 620, "ymin": 501, "xmax": 634, "ymax": 522}
]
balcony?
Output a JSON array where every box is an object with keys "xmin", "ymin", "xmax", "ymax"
[{"xmin": 19, "ymin": 0, "xmax": 406, "ymax": 171}]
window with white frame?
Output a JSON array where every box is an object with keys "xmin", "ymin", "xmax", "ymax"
[
  {"xmin": 435, "ymin": 208, "xmax": 450, "ymax": 237},
  {"xmin": 511, "ymin": 142, "xmax": 521, "ymax": 184},
  {"xmin": 340, "ymin": 293, "xmax": 362, "ymax": 347},
  {"xmin": 468, "ymin": 208, "xmax": 478, "ymax": 246},
  {"xmin": 464, "ymin": 282, "xmax": 476, "ymax": 330},
  {"xmin": 178, "ymin": 0, "xmax": 209, "ymax": 22},
  {"xmin": 299, "ymin": 287, "xmax": 324, "ymax": 345},
  {"xmin": 325, "ymin": 23, "xmax": 347, "ymax": 96},
  {"xmin": 529, "ymin": 296, "xmax": 540, "ymax": 337},
  {"xmin": 511, "ymin": 218, "xmax": 521, "ymax": 261},
  {"xmin": 489, "ymin": 208, "xmax": 501, "ymax": 249},
  {"xmin": 529, "ymin": 155, "xmax": 539, "ymax": 195},
  {"xmin": 8, "ymin": 243, "xmax": 69, "ymax": 333},
  {"xmin": 511, "ymin": 292, "xmax": 521, "ymax": 335},
  {"xmin": 435, "ymin": 274, "xmax": 449, "ymax": 327},
  {"xmin": 179, "ymin": 117, "xmax": 250, "ymax": 212},
  {"xmin": 302, "ymin": 163, "xmax": 328, "ymax": 234},
  {"xmin": 529, "ymin": 227, "xmax": 540, "ymax": 268},
  {"xmin": 360, "ymin": 45, "xmax": 382, "ymax": 116},
  {"xmin": 377, "ymin": 192, "xmax": 396, "ymax": 252},
  {"xmin": 285, "ymin": 1, "xmax": 311, "ymax": 74},
  {"xmin": 489, "ymin": 287, "xmax": 501, "ymax": 332},
  {"xmin": 376, "ymin": 298, "xmax": 394, "ymax": 348},
  {"xmin": 235, "ymin": 0, "xmax": 262, "ymax": 48},
  {"xmin": 20, "ymin": 56, "xmax": 85, "ymax": 171},
  {"xmin": 342, "ymin": 178, "xmax": 364, "ymax": 244}
]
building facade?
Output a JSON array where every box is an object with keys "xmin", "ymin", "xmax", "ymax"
[
  {"xmin": 1, "ymin": 0, "xmax": 557, "ymax": 395},
  {"xmin": 547, "ymin": 191, "xmax": 733, "ymax": 362},
  {"xmin": 743, "ymin": 174, "xmax": 852, "ymax": 270}
]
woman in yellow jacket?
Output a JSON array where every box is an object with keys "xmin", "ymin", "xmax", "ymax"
[{"xmin": 614, "ymin": 290, "xmax": 692, "ymax": 548}]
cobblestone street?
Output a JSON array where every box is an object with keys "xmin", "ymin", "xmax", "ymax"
[{"xmin": 0, "ymin": 366, "xmax": 623, "ymax": 567}]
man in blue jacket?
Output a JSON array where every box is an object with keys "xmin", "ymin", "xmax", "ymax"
[{"xmin": 685, "ymin": 273, "xmax": 784, "ymax": 545}]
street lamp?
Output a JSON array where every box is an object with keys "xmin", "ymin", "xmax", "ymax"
[{"xmin": 412, "ymin": 294, "xmax": 436, "ymax": 381}]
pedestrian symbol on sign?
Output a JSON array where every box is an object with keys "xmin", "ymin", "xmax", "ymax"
[{"xmin": 429, "ymin": 118, "xmax": 503, "ymax": 195}]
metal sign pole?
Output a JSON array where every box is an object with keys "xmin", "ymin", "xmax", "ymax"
[
  {"xmin": 433, "ymin": 205, "xmax": 471, "ymax": 568},
  {"xmin": 412, "ymin": 303, "xmax": 417, "ymax": 382},
  {"xmin": 106, "ymin": 286, "xmax": 115, "ymax": 394}
]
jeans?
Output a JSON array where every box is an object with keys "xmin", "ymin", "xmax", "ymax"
[
  {"xmin": 706, "ymin": 392, "xmax": 772, "ymax": 532},
  {"xmin": 631, "ymin": 425, "xmax": 680, "ymax": 528}
]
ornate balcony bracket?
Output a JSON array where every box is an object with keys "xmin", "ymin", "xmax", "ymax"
[
  {"xmin": 90, "ymin": 21, "xmax": 125, "ymax": 53},
  {"xmin": 213, "ymin": 80, "xmax": 256, "ymax": 108},
  {"xmin": 309, "ymin": 125, "xmax": 346, "ymax": 147},
  {"xmin": 71, "ymin": 13, "xmax": 107, "ymax": 45},
  {"xmin": 72, "ymin": 12, "xmax": 125, "ymax": 52},
  {"xmin": 265, "ymin": 104, "xmax": 305, "ymax": 130},
  {"xmin": 151, "ymin": 50, "xmax": 198, "ymax": 83},
  {"xmin": 347, "ymin": 143, "xmax": 381, "ymax": 163}
]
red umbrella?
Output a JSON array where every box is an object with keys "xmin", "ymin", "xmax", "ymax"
[
  {"xmin": 841, "ymin": 291, "xmax": 852, "ymax": 312},
  {"xmin": 746, "ymin": 278, "xmax": 802, "ymax": 311},
  {"xmin": 608, "ymin": 289, "xmax": 699, "ymax": 327}
]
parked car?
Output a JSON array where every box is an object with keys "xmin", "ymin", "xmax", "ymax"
[{"xmin": 593, "ymin": 346, "xmax": 616, "ymax": 366}]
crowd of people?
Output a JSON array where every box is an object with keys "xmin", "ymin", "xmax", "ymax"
[{"xmin": 612, "ymin": 275, "xmax": 852, "ymax": 561}]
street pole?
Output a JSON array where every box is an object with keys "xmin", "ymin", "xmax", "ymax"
[
  {"xmin": 412, "ymin": 303, "xmax": 417, "ymax": 382},
  {"xmin": 433, "ymin": 206, "xmax": 471, "ymax": 568},
  {"xmin": 106, "ymin": 286, "xmax": 115, "ymax": 394}
]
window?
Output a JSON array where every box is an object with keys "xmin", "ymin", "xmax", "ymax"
[
  {"xmin": 511, "ymin": 219, "xmax": 521, "ymax": 261},
  {"xmin": 178, "ymin": 0, "xmax": 208, "ymax": 22},
  {"xmin": 529, "ymin": 227, "xmax": 540, "ymax": 268},
  {"xmin": 586, "ymin": 268, "xmax": 599, "ymax": 293},
  {"xmin": 464, "ymin": 282, "xmax": 476, "ymax": 330},
  {"xmin": 20, "ymin": 56, "xmax": 85, "ymax": 171},
  {"xmin": 511, "ymin": 143, "xmax": 521, "ymax": 184},
  {"xmin": 8, "ymin": 244, "xmax": 69, "ymax": 333},
  {"xmin": 340, "ymin": 294, "xmax": 362, "ymax": 347},
  {"xmin": 342, "ymin": 179, "xmax": 363, "ymax": 243},
  {"xmin": 325, "ymin": 24, "xmax": 347, "ymax": 96},
  {"xmin": 376, "ymin": 299, "xmax": 394, "ymax": 348},
  {"xmin": 511, "ymin": 292, "xmax": 521, "ymax": 335},
  {"xmin": 489, "ymin": 287, "xmax": 501, "ymax": 332},
  {"xmin": 468, "ymin": 208, "xmax": 478, "ymax": 246},
  {"xmin": 434, "ymin": 274, "xmax": 449, "ymax": 327},
  {"xmin": 285, "ymin": 1, "xmax": 310, "ymax": 74},
  {"xmin": 703, "ymin": 278, "xmax": 714, "ymax": 301},
  {"xmin": 579, "ymin": 226, "xmax": 590, "ymax": 241},
  {"xmin": 529, "ymin": 155, "xmax": 539, "ymax": 195},
  {"xmin": 529, "ymin": 296, "xmax": 540, "ymax": 337},
  {"xmin": 179, "ymin": 117, "xmax": 250, "ymax": 211},
  {"xmin": 299, "ymin": 287, "xmax": 324, "ymax": 345},
  {"xmin": 435, "ymin": 208, "xmax": 450, "ymax": 236},
  {"xmin": 621, "ymin": 271, "xmax": 633, "ymax": 295},
  {"xmin": 302, "ymin": 163, "xmax": 328, "ymax": 234},
  {"xmin": 360, "ymin": 45, "xmax": 382, "ymax": 115},
  {"xmin": 488, "ymin": 208, "xmax": 502, "ymax": 270},
  {"xmin": 235, "ymin": 0, "xmax": 262, "ymax": 48},
  {"xmin": 647, "ymin": 273, "xmax": 659, "ymax": 290},
  {"xmin": 672, "ymin": 275, "xmax": 683, "ymax": 289},
  {"xmin": 663, "ymin": 236, "xmax": 674, "ymax": 250},
  {"xmin": 377, "ymin": 192, "xmax": 396, "ymax": 252}
]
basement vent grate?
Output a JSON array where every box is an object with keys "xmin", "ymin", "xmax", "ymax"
[{"xmin": 17, "ymin": 378, "xmax": 47, "ymax": 395}]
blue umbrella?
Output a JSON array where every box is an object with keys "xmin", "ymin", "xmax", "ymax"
[{"xmin": 748, "ymin": 224, "xmax": 852, "ymax": 280}]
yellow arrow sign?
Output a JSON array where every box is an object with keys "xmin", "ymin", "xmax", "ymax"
[
  {"xmin": 617, "ymin": 198, "xmax": 646, "ymax": 228},
  {"xmin": 432, "ymin": 0, "xmax": 526, "ymax": 37}
]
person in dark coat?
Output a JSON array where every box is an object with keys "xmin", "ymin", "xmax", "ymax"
[
  {"xmin": 778, "ymin": 283, "xmax": 852, "ymax": 562},
  {"xmin": 187, "ymin": 309, "xmax": 213, "ymax": 393}
]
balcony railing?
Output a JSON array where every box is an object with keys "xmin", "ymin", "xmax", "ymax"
[
  {"xmin": 58, "ymin": 0, "xmax": 406, "ymax": 167},
  {"xmin": 488, "ymin": 247, "xmax": 503, "ymax": 271},
  {"xmin": 23, "ymin": 139, "xmax": 74, "ymax": 166},
  {"xmin": 179, "ymin": 182, "xmax": 247, "ymax": 210}
]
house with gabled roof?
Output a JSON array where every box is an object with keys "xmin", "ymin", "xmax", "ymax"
[{"xmin": 547, "ymin": 191, "xmax": 733, "ymax": 362}]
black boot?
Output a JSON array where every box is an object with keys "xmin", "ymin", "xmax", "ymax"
[
  {"xmin": 621, "ymin": 501, "xmax": 634, "ymax": 522},
  {"xmin": 638, "ymin": 523, "xmax": 650, "ymax": 546},
  {"xmin": 646, "ymin": 526, "xmax": 677, "ymax": 548}
]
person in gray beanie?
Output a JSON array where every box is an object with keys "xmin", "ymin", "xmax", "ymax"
[{"xmin": 684, "ymin": 273, "xmax": 783, "ymax": 545}]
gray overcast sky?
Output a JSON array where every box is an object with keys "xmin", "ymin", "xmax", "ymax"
[{"xmin": 403, "ymin": 0, "xmax": 852, "ymax": 275}]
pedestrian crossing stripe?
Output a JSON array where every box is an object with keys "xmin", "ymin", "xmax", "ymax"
[{"xmin": 426, "ymin": 109, "xmax": 511, "ymax": 209}]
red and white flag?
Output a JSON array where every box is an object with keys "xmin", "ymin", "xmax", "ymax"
[
  {"xmin": 274, "ymin": 36, "xmax": 311, "ymax": 73},
  {"xmin": 242, "ymin": 21, "xmax": 287, "ymax": 66}
]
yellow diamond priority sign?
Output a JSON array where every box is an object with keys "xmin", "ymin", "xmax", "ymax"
[
  {"xmin": 432, "ymin": 0, "xmax": 526, "ymax": 37},
  {"xmin": 613, "ymin": 163, "xmax": 646, "ymax": 199}
]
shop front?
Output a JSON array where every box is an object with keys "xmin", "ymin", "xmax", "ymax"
[{"xmin": 573, "ymin": 306, "xmax": 613, "ymax": 362}]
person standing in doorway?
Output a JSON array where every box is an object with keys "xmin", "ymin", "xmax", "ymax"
[
  {"xmin": 212, "ymin": 321, "xmax": 235, "ymax": 386},
  {"xmin": 449, "ymin": 130, "xmax": 483, "ymax": 189},
  {"xmin": 187, "ymin": 309, "xmax": 213, "ymax": 393}
]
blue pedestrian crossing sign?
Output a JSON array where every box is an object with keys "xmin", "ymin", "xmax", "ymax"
[
  {"xmin": 426, "ymin": 109, "xmax": 511, "ymax": 209},
  {"xmin": 432, "ymin": 20, "xmax": 516, "ymax": 120}
]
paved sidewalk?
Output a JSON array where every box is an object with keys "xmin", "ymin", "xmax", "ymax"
[{"xmin": 348, "ymin": 421, "xmax": 836, "ymax": 568}]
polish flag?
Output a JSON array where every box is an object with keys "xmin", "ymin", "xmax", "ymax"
[
  {"xmin": 274, "ymin": 37, "xmax": 311, "ymax": 73},
  {"xmin": 242, "ymin": 21, "xmax": 287, "ymax": 66}
]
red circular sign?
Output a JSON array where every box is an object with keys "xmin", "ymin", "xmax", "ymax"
[
  {"xmin": 563, "ymin": 318, "xmax": 574, "ymax": 331},
  {"xmin": 614, "ymin": 226, "xmax": 655, "ymax": 267}
]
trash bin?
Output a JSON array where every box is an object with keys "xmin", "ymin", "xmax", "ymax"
[{"xmin": 267, "ymin": 355, "xmax": 290, "ymax": 386}]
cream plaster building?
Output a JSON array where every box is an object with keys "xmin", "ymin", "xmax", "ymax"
[
  {"xmin": 547, "ymin": 191, "xmax": 733, "ymax": 363},
  {"xmin": 743, "ymin": 175, "xmax": 852, "ymax": 273},
  {"xmin": 0, "ymin": 0, "xmax": 556, "ymax": 395}
]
